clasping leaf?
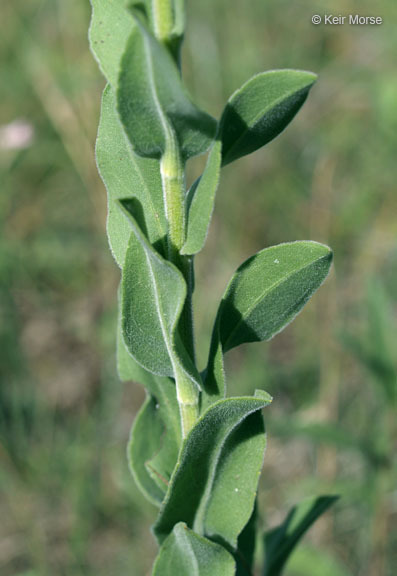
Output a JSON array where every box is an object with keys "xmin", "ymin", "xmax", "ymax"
[
  {"xmin": 119, "ymin": 201, "xmax": 201, "ymax": 388},
  {"xmin": 154, "ymin": 392, "xmax": 272, "ymax": 548}
]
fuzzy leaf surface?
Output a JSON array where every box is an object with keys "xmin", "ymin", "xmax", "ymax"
[
  {"xmin": 263, "ymin": 496, "xmax": 339, "ymax": 576},
  {"xmin": 118, "ymin": 321, "xmax": 181, "ymax": 505},
  {"xmin": 219, "ymin": 241, "xmax": 332, "ymax": 350},
  {"xmin": 89, "ymin": 0, "xmax": 134, "ymax": 88},
  {"xmin": 96, "ymin": 85, "xmax": 167, "ymax": 267},
  {"xmin": 153, "ymin": 523, "xmax": 236, "ymax": 576},
  {"xmin": 220, "ymin": 70, "xmax": 317, "ymax": 165},
  {"xmin": 129, "ymin": 390, "xmax": 181, "ymax": 506},
  {"xmin": 181, "ymin": 140, "xmax": 222, "ymax": 255},
  {"xmin": 120, "ymin": 203, "xmax": 201, "ymax": 388},
  {"xmin": 154, "ymin": 392, "xmax": 272, "ymax": 548},
  {"xmin": 117, "ymin": 19, "xmax": 217, "ymax": 160},
  {"xmin": 204, "ymin": 242, "xmax": 332, "ymax": 402}
]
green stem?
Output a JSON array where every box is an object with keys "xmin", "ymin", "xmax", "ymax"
[
  {"xmin": 179, "ymin": 255, "xmax": 195, "ymax": 362},
  {"xmin": 160, "ymin": 136, "xmax": 198, "ymax": 437},
  {"xmin": 152, "ymin": 0, "xmax": 174, "ymax": 44},
  {"xmin": 160, "ymin": 141, "xmax": 185, "ymax": 258},
  {"xmin": 174, "ymin": 364, "xmax": 199, "ymax": 438}
]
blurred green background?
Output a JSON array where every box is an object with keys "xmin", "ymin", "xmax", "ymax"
[{"xmin": 1, "ymin": 1, "xmax": 396, "ymax": 575}]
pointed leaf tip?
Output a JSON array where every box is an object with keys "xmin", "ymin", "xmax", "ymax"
[
  {"xmin": 219, "ymin": 241, "xmax": 332, "ymax": 352},
  {"xmin": 204, "ymin": 241, "xmax": 332, "ymax": 405},
  {"xmin": 220, "ymin": 69, "xmax": 317, "ymax": 165}
]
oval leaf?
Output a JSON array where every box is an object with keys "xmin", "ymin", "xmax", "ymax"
[
  {"xmin": 120, "ymin": 202, "xmax": 201, "ymax": 389},
  {"xmin": 219, "ymin": 241, "xmax": 332, "ymax": 351},
  {"xmin": 220, "ymin": 70, "xmax": 317, "ymax": 166},
  {"xmin": 181, "ymin": 139, "xmax": 222, "ymax": 256},
  {"xmin": 204, "ymin": 241, "xmax": 332, "ymax": 404},
  {"xmin": 96, "ymin": 85, "xmax": 167, "ymax": 267},
  {"xmin": 153, "ymin": 523, "xmax": 236, "ymax": 576},
  {"xmin": 117, "ymin": 19, "xmax": 217, "ymax": 160},
  {"xmin": 154, "ymin": 392, "xmax": 272, "ymax": 548}
]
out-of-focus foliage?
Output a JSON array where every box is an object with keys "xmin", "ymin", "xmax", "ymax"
[{"xmin": 0, "ymin": 0, "xmax": 396, "ymax": 575}]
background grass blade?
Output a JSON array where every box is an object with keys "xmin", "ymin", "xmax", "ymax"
[{"xmin": 263, "ymin": 496, "xmax": 339, "ymax": 576}]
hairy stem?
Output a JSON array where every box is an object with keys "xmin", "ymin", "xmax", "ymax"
[
  {"xmin": 161, "ymin": 136, "xmax": 198, "ymax": 437},
  {"xmin": 160, "ymin": 140, "xmax": 185, "ymax": 258},
  {"xmin": 174, "ymin": 364, "xmax": 199, "ymax": 438},
  {"xmin": 152, "ymin": 0, "xmax": 174, "ymax": 44}
]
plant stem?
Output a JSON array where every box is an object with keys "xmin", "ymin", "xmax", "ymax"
[
  {"xmin": 160, "ymin": 139, "xmax": 185, "ymax": 258},
  {"xmin": 152, "ymin": 0, "xmax": 174, "ymax": 44},
  {"xmin": 161, "ymin": 136, "xmax": 199, "ymax": 437},
  {"xmin": 174, "ymin": 364, "xmax": 199, "ymax": 438}
]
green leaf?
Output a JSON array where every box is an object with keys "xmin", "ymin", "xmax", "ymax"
[
  {"xmin": 96, "ymin": 85, "xmax": 167, "ymax": 268},
  {"xmin": 263, "ymin": 496, "xmax": 339, "ymax": 576},
  {"xmin": 117, "ymin": 312, "xmax": 152, "ymax": 385},
  {"xmin": 129, "ymin": 388, "xmax": 181, "ymax": 506},
  {"xmin": 204, "ymin": 241, "xmax": 332, "ymax": 403},
  {"xmin": 235, "ymin": 504, "xmax": 257, "ymax": 576},
  {"xmin": 117, "ymin": 19, "xmax": 217, "ymax": 160},
  {"xmin": 220, "ymin": 70, "xmax": 317, "ymax": 166},
  {"xmin": 120, "ymin": 202, "xmax": 201, "ymax": 389},
  {"xmin": 153, "ymin": 523, "xmax": 236, "ymax": 576},
  {"xmin": 118, "ymin": 317, "xmax": 182, "ymax": 505},
  {"xmin": 181, "ymin": 139, "xmax": 222, "ymax": 255},
  {"xmin": 154, "ymin": 392, "xmax": 272, "ymax": 548},
  {"xmin": 89, "ymin": 0, "xmax": 134, "ymax": 88}
]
